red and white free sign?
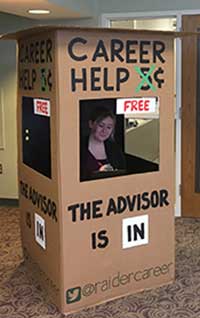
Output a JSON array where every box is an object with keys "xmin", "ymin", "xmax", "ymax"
[
  {"xmin": 116, "ymin": 97, "xmax": 158, "ymax": 115},
  {"xmin": 34, "ymin": 99, "xmax": 50, "ymax": 117}
]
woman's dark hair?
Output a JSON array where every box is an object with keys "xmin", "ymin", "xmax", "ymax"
[{"xmin": 89, "ymin": 106, "xmax": 116, "ymax": 124}]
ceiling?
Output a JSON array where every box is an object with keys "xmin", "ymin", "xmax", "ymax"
[{"xmin": 0, "ymin": 0, "xmax": 88, "ymax": 20}]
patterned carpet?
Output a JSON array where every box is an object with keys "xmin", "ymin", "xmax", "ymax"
[{"xmin": 1, "ymin": 206, "xmax": 200, "ymax": 318}]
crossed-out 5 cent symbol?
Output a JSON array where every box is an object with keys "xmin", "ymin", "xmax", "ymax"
[{"xmin": 134, "ymin": 65, "xmax": 156, "ymax": 93}]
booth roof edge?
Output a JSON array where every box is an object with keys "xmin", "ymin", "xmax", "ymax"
[{"xmin": 0, "ymin": 24, "xmax": 199, "ymax": 40}]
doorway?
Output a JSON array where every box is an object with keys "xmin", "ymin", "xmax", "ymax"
[{"xmin": 181, "ymin": 15, "xmax": 200, "ymax": 217}]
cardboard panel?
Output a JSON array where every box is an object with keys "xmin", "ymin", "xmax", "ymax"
[
  {"xmin": 56, "ymin": 29, "xmax": 175, "ymax": 313},
  {"xmin": 17, "ymin": 32, "xmax": 61, "ymax": 296}
]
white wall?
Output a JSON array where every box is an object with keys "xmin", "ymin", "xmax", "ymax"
[
  {"xmin": 0, "ymin": 13, "xmax": 37, "ymax": 199},
  {"xmin": 0, "ymin": 40, "xmax": 18, "ymax": 198},
  {"xmin": 97, "ymin": 0, "xmax": 200, "ymax": 13}
]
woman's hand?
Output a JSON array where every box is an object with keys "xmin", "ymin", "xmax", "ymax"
[{"xmin": 99, "ymin": 164, "xmax": 114, "ymax": 172}]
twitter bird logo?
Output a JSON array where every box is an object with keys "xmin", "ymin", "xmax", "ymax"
[{"xmin": 66, "ymin": 287, "xmax": 81, "ymax": 304}]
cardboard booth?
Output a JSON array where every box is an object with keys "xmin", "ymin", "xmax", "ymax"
[{"xmin": 5, "ymin": 26, "xmax": 176, "ymax": 314}]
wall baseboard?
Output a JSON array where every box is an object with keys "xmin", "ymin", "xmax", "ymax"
[{"xmin": 0, "ymin": 199, "xmax": 19, "ymax": 206}]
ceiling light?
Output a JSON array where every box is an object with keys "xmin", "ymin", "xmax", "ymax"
[{"xmin": 28, "ymin": 9, "xmax": 51, "ymax": 15}]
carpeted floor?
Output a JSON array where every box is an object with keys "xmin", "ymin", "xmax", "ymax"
[{"xmin": 1, "ymin": 206, "xmax": 200, "ymax": 318}]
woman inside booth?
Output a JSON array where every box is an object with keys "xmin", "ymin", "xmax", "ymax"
[{"xmin": 80, "ymin": 106, "xmax": 126, "ymax": 181}]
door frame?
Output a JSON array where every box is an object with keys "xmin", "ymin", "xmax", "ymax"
[{"xmin": 100, "ymin": 9, "xmax": 200, "ymax": 217}]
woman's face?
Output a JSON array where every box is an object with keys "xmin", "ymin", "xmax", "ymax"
[{"xmin": 90, "ymin": 116, "xmax": 114, "ymax": 142}]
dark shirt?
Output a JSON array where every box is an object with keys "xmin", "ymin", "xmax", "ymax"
[{"xmin": 80, "ymin": 137, "xmax": 126, "ymax": 181}]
